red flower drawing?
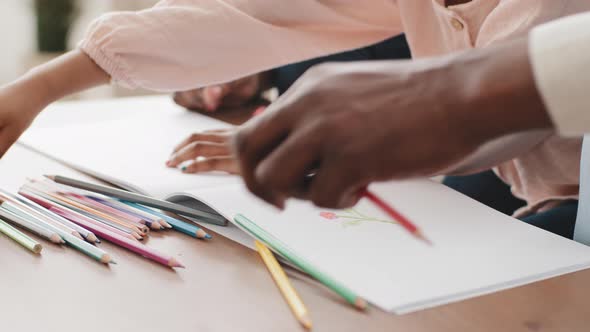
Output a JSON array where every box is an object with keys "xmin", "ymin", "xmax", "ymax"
[{"xmin": 319, "ymin": 212, "xmax": 338, "ymax": 220}]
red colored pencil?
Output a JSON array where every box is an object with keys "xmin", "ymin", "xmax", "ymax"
[
  {"xmin": 251, "ymin": 106, "xmax": 431, "ymax": 245},
  {"xmin": 361, "ymin": 188, "xmax": 432, "ymax": 245}
]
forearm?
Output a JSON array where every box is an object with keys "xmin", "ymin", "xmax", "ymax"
[{"xmin": 12, "ymin": 50, "xmax": 109, "ymax": 114}]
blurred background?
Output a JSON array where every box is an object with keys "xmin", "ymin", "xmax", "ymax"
[{"xmin": 0, "ymin": 0, "xmax": 159, "ymax": 99}]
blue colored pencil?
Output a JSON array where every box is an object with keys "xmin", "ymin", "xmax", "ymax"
[{"xmin": 120, "ymin": 201, "xmax": 211, "ymax": 240}]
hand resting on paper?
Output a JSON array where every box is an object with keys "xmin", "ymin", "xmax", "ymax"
[
  {"xmin": 166, "ymin": 128, "xmax": 240, "ymax": 174},
  {"xmin": 173, "ymin": 72, "xmax": 272, "ymax": 112}
]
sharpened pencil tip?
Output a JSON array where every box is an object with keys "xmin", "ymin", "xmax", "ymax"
[
  {"xmin": 204, "ymin": 234, "xmax": 212, "ymax": 240},
  {"xmin": 355, "ymin": 298, "xmax": 368, "ymax": 310},
  {"xmin": 196, "ymin": 229, "xmax": 211, "ymax": 240},
  {"xmin": 43, "ymin": 175, "xmax": 55, "ymax": 181},
  {"xmin": 415, "ymin": 231, "xmax": 433, "ymax": 246},
  {"xmin": 299, "ymin": 314, "xmax": 313, "ymax": 330},
  {"xmin": 169, "ymin": 258, "xmax": 185, "ymax": 268}
]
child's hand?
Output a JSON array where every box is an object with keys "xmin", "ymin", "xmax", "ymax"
[
  {"xmin": 0, "ymin": 84, "xmax": 44, "ymax": 157},
  {"xmin": 173, "ymin": 75, "xmax": 260, "ymax": 112},
  {"xmin": 166, "ymin": 128, "xmax": 240, "ymax": 174},
  {"xmin": 173, "ymin": 72, "xmax": 270, "ymax": 112}
]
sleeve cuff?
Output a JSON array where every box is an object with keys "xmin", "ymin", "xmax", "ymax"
[{"xmin": 77, "ymin": 16, "xmax": 138, "ymax": 89}]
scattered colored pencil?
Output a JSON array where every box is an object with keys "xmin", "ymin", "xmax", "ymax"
[
  {"xmin": 25, "ymin": 183, "xmax": 149, "ymax": 236},
  {"xmin": 14, "ymin": 192, "xmax": 98, "ymax": 243},
  {"xmin": 20, "ymin": 190, "xmax": 140, "ymax": 242},
  {"xmin": 0, "ymin": 203, "xmax": 64, "ymax": 244},
  {"xmin": 361, "ymin": 188, "xmax": 432, "ymax": 245},
  {"xmin": 0, "ymin": 217, "xmax": 43, "ymax": 254},
  {"xmin": 123, "ymin": 201, "xmax": 211, "ymax": 240},
  {"xmin": 0, "ymin": 191, "xmax": 83, "ymax": 240},
  {"xmin": 90, "ymin": 197, "xmax": 167, "ymax": 229},
  {"xmin": 234, "ymin": 214, "xmax": 367, "ymax": 310},
  {"xmin": 45, "ymin": 175, "xmax": 227, "ymax": 226},
  {"xmin": 255, "ymin": 240, "xmax": 312, "ymax": 330},
  {"xmin": 4, "ymin": 194, "xmax": 112, "ymax": 263},
  {"xmin": 21, "ymin": 190, "xmax": 182, "ymax": 268}
]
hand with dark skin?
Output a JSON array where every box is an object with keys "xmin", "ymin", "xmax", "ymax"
[{"xmin": 232, "ymin": 37, "xmax": 553, "ymax": 209}]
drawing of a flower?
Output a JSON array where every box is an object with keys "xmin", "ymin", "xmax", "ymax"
[
  {"xmin": 319, "ymin": 211, "xmax": 338, "ymax": 220},
  {"xmin": 319, "ymin": 209, "xmax": 398, "ymax": 228}
]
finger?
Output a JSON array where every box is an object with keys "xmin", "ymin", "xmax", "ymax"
[
  {"xmin": 173, "ymin": 90, "xmax": 205, "ymax": 110},
  {"xmin": 203, "ymin": 84, "xmax": 230, "ymax": 112},
  {"xmin": 231, "ymin": 110, "xmax": 295, "ymax": 208},
  {"xmin": 253, "ymin": 122, "xmax": 324, "ymax": 202},
  {"xmin": 181, "ymin": 156, "xmax": 240, "ymax": 174},
  {"xmin": 306, "ymin": 161, "xmax": 367, "ymax": 209},
  {"xmin": 167, "ymin": 141, "xmax": 230, "ymax": 167},
  {"xmin": 172, "ymin": 131, "xmax": 231, "ymax": 154},
  {"xmin": 202, "ymin": 128, "xmax": 234, "ymax": 135}
]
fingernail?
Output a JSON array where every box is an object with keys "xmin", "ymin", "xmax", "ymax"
[{"xmin": 166, "ymin": 160, "xmax": 172, "ymax": 167}]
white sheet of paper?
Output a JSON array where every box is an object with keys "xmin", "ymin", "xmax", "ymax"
[
  {"xmin": 21, "ymin": 96, "xmax": 238, "ymax": 197},
  {"xmin": 183, "ymin": 181, "xmax": 590, "ymax": 313},
  {"xmin": 19, "ymin": 96, "xmax": 590, "ymax": 313}
]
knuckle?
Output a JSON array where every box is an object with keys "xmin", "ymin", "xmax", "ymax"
[{"xmin": 189, "ymin": 133, "xmax": 202, "ymax": 142}]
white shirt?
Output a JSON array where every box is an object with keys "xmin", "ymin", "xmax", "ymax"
[
  {"xmin": 530, "ymin": 12, "xmax": 590, "ymax": 136},
  {"xmin": 529, "ymin": 12, "xmax": 590, "ymax": 244}
]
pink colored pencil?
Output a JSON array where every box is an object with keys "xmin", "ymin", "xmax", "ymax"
[
  {"xmin": 20, "ymin": 191, "xmax": 139, "ymax": 242},
  {"xmin": 22, "ymin": 184, "xmax": 146, "ymax": 237},
  {"xmin": 66, "ymin": 193, "xmax": 159, "ymax": 230},
  {"xmin": 20, "ymin": 191, "xmax": 183, "ymax": 268}
]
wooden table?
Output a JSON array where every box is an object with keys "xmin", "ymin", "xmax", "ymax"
[{"xmin": 1, "ymin": 101, "xmax": 589, "ymax": 332}]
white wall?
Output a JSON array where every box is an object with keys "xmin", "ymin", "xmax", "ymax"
[{"xmin": 0, "ymin": 0, "xmax": 158, "ymax": 85}]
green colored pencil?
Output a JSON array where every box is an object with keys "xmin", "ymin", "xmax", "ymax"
[
  {"xmin": 0, "ymin": 217, "xmax": 42, "ymax": 254},
  {"xmin": 233, "ymin": 213, "xmax": 367, "ymax": 310}
]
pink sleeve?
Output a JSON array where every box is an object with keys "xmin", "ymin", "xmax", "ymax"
[{"xmin": 78, "ymin": 0, "xmax": 402, "ymax": 91}]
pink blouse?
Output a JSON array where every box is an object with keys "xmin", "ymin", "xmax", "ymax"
[{"xmin": 79, "ymin": 0, "xmax": 590, "ymax": 216}]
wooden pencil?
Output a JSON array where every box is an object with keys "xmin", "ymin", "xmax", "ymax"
[
  {"xmin": 20, "ymin": 190, "xmax": 140, "ymax": 242},
  {"xmin": 0, "ymin": 191, "xmax": 84, "ymax": 241},
  {"xmin": 23, "ymin": 184, "xmax": 145, "ymax": 237},
  {"xmin": 25, "ymin": 183, "xmax": 148, "ymax": 235},
  {"xmin": 0, "ymin": 204, "xmax": 64, "ymax": 244},
  {"xmin": 0, "ymin": 203, "xmax": 64, "ymax": 244},
  {"xmin": 66, "ymin": 193, "xmax": 158, "ymax": 231},
  {"xmin": 33, "ymin": 180, "xmax": 165, "ymax": 231},
  {"xmin": 0, "ymin": 217, "xmax": 42, "ymax": 254},
  {"xmin": 91, "ymin": 197, "xmax": 167, "ymax": 229},
  {"xmin": 14, "ymin": 192, "xmax": 98, "ymax": 243},
  {"xmin": 123, "ymin": 202, "xmax": 211, "ymax": 240},
  {"xmin": 44, "ymin": 174, "xmax": 227, "ymax": 225},
  {"xmin": 28, "ymin": 195, "xmax": 182, "ymax": 268},
  {"xmin": 255, "ymin": 240, "xmax": 312, "ymax": 330},
  {"xmin": 2, "ymin": 196, "xmax": 112, "ymax": 264},
  {"xmin": 234, "ymin": 213, "xmax": 367, "ymax": 310},
  {"xmin": 361, "ymin": 189, "xmax": 432, "ymax": 245}
]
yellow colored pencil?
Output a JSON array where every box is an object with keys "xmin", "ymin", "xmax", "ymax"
[
  {"xmin": 255, "ymin": 240, "xmax": 312, "ymax": 330},
  {"xmin": 0, "ymin": 217, "xmax": 43, "ymax": 254}
]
